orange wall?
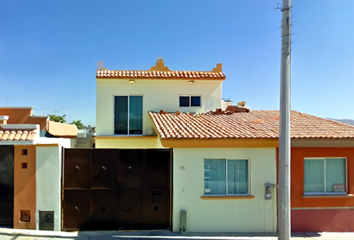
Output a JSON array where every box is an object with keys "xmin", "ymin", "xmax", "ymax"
[
  {"xmin": 277, "ymin": 147, "xmax": 354, "ymax": 208},
  {"xmin": 14, "ymin": 145, "xmax": 36, "ymax": 229}
]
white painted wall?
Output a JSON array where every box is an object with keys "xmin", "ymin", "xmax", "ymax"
[
  {"xmin": 35, "ymin": 137, "xmax": 76, "ymax": 149},
  {"xmin": 96, "ymin": 79, "xmax": 222, "ymax": 136},
  {"xmin": 35, "ymin": 146, "xmax": 62, "ymax": 231},
  {"xmin": 172, "ymin": 148, "xmax": 277, "ymax": 233}
]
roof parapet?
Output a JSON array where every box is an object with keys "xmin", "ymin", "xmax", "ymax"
[
  {"xmin": 149, "ymin": 58, "xmax": 171, "ymax": 71},
  {"xmin": 212, "ymin": 63, "xmax": 222, "ymax": 72}
]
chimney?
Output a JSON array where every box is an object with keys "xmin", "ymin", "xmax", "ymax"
[
  {"xmin": 0, "ymin": 115, "xmax": 9, "ymax": 125},
  {"xmin": 212, "ymin": 63, "xmax": 222, "ymax": 72}
]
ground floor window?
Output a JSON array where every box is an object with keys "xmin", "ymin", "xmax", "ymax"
[
  {"xmin": 304, "ymin": 158, "xmax": 346, "ymax": 194},
  {"xmin": 204, "ymin": 159, "xmax": 249, "ymax": 195}
]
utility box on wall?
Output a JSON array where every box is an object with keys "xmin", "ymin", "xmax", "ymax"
[
  {"xmin": 180, "ymin": 210, "xmax": 186, "ymax": 232},
  {"xmin": 39, "ymin": 211, "xmax": 54, "ymax": 230}
]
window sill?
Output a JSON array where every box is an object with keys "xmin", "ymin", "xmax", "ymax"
[
  {"xmin": 303, "ymin": 194, "xmax": 354, "ymax": 198},
  {"xmin": 95, "ymin": 136, "xmax": 157, "ymax": 140},
  {"xmin": 200, "ymin": 195, "xmax": 255, "ymax": 200}
]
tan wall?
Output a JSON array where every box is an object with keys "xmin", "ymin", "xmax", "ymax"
[
  {"xmin": 172, "ymin": 148, "xmax": 277, "ymax": 232},
  {"xmin": 13, "ymin": 145, "xmax": 36, "ymax": 229},
  {"xmin": 95, "ymin": 137, "xmax": 164, "ymax": 149},
  {"xmin": 96, "ymin": 79, "xmax": 223, "ymax": 136}
]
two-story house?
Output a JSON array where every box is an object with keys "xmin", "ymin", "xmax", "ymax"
[{"xmin": 93, "ymin": 59, "xmax": 278, "ymax": 233}]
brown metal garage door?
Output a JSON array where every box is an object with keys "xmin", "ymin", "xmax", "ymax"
[{"xmin": 62, "ymin": 149, "xmax": 171, "ymax": 231}]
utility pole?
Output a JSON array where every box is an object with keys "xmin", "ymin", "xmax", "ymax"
[{"xmin": 278, "ymin": 0, "xmax": 292, "ymax": 240}]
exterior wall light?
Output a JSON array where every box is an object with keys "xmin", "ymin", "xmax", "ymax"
[
  {"xmin": 129, "ymin": 79, "xmax": 135, "ymax": 84},
  {"xmin": 189, "ymin": 81, "xmax": 195, "ymax": 85}
]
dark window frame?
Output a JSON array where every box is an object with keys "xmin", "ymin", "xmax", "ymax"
[
  {"xmin": 114, "ymin": 95, "xmax": 143, "ymax": 135},
  {"xmin": 179, "ymin": 95, "xmax": 201, "ymax": 107}
]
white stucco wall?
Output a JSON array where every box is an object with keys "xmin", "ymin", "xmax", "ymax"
[
  {"xmin": 172, "ymin": 148, "xmax": 277, "ymax": 233},
  {"xmin": 35, "ymin": 137, "xmax": 76, "ymax": 149},
  {"xmin": 35, "ymin": 146, "xmax": 62, "ymax": 231},
  {"xmin": 96, "ymin": 79, "xmax": 222, "ymax": 136}
]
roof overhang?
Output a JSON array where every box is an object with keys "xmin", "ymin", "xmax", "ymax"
[{"xmin": 160, "ymin": 138, "xmax": 279, "ymax": 148}]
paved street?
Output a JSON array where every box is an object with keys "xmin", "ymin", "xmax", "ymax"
[{"xmin": 1, "ymin": 229, "xmax": 354, "ymax": 240}]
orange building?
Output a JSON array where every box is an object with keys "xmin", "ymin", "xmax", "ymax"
[
  {"xmin": 0, "ymin": 107, "xmax": 78, "ymax": 230},
  {"xmin": 277, "ymin": 147, "xmax": 354, "ymax": 232}
]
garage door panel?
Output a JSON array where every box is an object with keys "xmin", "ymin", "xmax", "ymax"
[
  {"xmin": 91, "ymin": 149, "xmax": 119, "ymax": 188},
  {"xmin": 117, "ymin": 189, "xmax": 141, "ymax": 227},
  {"xmin": 64, "ymin": 149, "xmax": 90, "ymax": 189},
  {"xmin": 118, "ymin": 150, "xmax": 143, "ymax": 188},
  {"xmin": 63, "ymin": 190, "xmax": 90, "ymax": 230},
  {"xmin": 90, "ymin": 190, "xmax": 119, "ymax": 229},
  {"xmin": 141, "ymin": 189, "xmax": 169, "ymax": 228},
  {"xmin": 144, "ymin": 150, "xmax": 169, "ymax": 189}
]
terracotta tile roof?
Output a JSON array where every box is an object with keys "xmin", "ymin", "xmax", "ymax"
[
  {"xmin": 149, "ymin": 110, "xmax": 354, "ymax": 140},
  {"xmin": 96, "ymin": 59, "xmax": 226, "ymax": 80},
  {"xmin": 0, "ymin": 128, "xmax": 37, "ymax": 141},
  {"xmin": 97, "ymin": 70, "xmax": 226, "ymax": 80}
]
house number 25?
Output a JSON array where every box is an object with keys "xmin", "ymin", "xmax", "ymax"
[{"xmin": 180, "ymin": 166, "xmax": 185, "ymax": 170}]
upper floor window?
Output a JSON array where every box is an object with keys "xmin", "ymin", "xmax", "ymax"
[
  {"xmin": 114, "ymin": 96, "xmax": 142, "ymax": 135},
  {"xmin": 179, "ymin": 95, "xmax": 201, "ymax": 107},
  {"xmin": 304, "ymin": 158, "xmax": 346, "ymax": 195},
  {"xmin": 204, "ymin": 159, "xmax": 249, "ymax": 195}
]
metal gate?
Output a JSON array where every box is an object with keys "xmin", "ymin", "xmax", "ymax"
[
  {"xmin": 0, "ymin": 145, "xmax": 14, "ymax": 226},
  {"xmin": 62, "ymin": 149, "xmax": 171, "ymax": 230}
]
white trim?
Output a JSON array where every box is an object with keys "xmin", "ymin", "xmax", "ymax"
[
  {"xmin": 0, "ymin": 141, "xmax": 34, "ymax": 145},
  {"xmin": 0, "ymin": 124, "xmax": 38, "ymax": 130},
  {"xmin": 0, "ymin": 115, "xmax": 9, "ymax": 120}
]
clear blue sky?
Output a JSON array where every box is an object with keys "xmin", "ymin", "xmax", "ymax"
[{"xmin": 0, "ymin": 0, "xmax": 353, "ymax": 126}]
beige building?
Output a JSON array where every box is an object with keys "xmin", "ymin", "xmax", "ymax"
[{"xmin": 94, "ymin": 59, "xmax": 278, "ymax": 232}]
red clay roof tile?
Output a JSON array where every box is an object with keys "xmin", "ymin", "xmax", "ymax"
[
  {"xmin": 149, "ymin": 110, "xmax": 354, "ymax": 140},
  {"xmin": 97, "ymin": 69, "xmax": 225, "ymax": 80},
  {"xmin": 0, "ymin": 129, "xmax": 37, "ymax": 141}
]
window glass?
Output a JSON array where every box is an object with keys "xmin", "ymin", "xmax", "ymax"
[
  {"xmin": 129, "ymin": 96, "xmax": 143, "ymax": 135},
  {"xmin": 304, "ymin": 159, "xmax": 324, "ymax": 193},
  {"xmin": 228, "ymin": 160, "xmax": 248, "ymax": 194},
  {"xmin": 204, "ymin": 159, "xmax": 226, "ymax": 195},
  {"xmin": 179, "ymin": 96, "xmax": 190, "ymax": 107},
  {"xmin": 191, "ymin": 96, "xmax": 201, "ymax": 107},
  {"xmin": 114, "ymin": 96, "xmax": 128, "ymax": 134},
  {"xmin": 326, "ymin": 158, "xmax": 346, "ymax": 193}
]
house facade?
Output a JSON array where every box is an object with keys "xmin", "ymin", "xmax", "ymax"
[
  {"xmin": 95, "ymin": 59, "xmax": 224, "ymax": 149},
  {"xmin": 94, "ymin": 59, "xmax": 278, "ymax": 232}
]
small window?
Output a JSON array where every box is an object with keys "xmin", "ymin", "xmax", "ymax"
[
  {"xmin": 22, "ymin": 149, "xmax": 28, "ymax": 155},
  {"xmin": 21, "ymin": 162, "xmax": 27, "ymax": 169},
  {"xmin": 304, "ymin": 158, "xmax": 346, "ymax": 195},
  {"xmin": 204, "ymin": 159, "xmax": 249, "ymax": 195},
  {"xmin": 179, "ymin": 96, "xmax": 201, "ymax": 107}
]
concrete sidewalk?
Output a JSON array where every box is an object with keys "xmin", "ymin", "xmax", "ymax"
[{"xmin": 1, "ymin": 228, "xmax": 354, "ymax": 240}]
